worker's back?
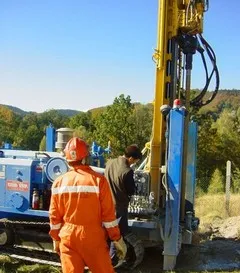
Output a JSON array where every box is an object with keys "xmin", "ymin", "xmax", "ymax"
[
  {"xmin": 49, "ymin": 137, "xmax": 125, "ymax": 273},
  {"xmin": 52, "ymin": 165, "xmax": 103, "ymax": 228}
]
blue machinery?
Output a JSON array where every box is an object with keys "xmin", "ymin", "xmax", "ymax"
[
  {"xmin": 0, "ymin": 107, "xmax": 198, "ymax": 270},
  {"xmin": 90, "ymin": 141, "xmax": 111, "ymax": 168},
  {"xmin": 46, "ymin": 125, "xmax": 110, "ymax": 168},
  {"xmin": 127, "ymin": 106, "xmax": 199, "ymax": 269},
  {"xmin": 0, "ymin": 150, "xmax": 68, "ymax": 219},
  {"xmin": 0, "ymin": 0, "xmax": 218, "ymax": 269},
  {"xmin": 0, "ymin": 126, "xmax": 110, "ymax": 221}
]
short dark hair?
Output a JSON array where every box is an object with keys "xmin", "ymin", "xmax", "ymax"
[{"xmin": 124, "ymin": 144, "xmax": 142, "ymax": 160}]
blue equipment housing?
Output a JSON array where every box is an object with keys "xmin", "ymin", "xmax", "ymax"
[
  {"xmin": 0, "ymin": 125, "xmax": 110, "ymax": 222},
  {"xmin": 0, "ymin": 150, "xmax": 68, "ymax": 219},
  {"xmin": 46, "ymin": 124, "xmax": 56, "ymax": 152},
  {"xmin": 127, "ymin": 107, "xmax": 199, "ymax": 269}
]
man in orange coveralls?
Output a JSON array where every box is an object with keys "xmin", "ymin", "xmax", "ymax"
[{"xmin": 49, "ymin": 137, "xmax": 127, "ymax": 273}]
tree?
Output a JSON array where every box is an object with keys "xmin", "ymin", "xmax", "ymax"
[
  {"xmin": 14, "ymin": 113, "xmax": 43, "ymax": 150},
  {"xmin": 195, "ymin": 112, "xmax": 220, "ymax": 191},
  {"xmin": 208, "ymin": 168, "xmax": 224, "ymax": 194},
  {"xmin": 39, "ymin": 135, "xmax": 46, "ymax": 151},
  {"xmin": 213, "ymin": 109, "xmax": 240, "ymax": 169},
  {"xmin": 93, "ymin": 94, "xmax": 136, "ymax": 156},
  {"xmin": 0, "ymin": 106, "xmax": 21, "ymax": 145},
  {"xmin": 68, "ymin": 111, "xmax": 93, "ymax": 131},
  {"xmin": 68, "ymin": 111, "xmax": 95, "ymax": 144},
  {"xmin": 38, "ymin": 110, "xmax": 69, "ymax": 131},
  {"xmin": 232, "ymin": 167, "xmax": 240, "ymax": 193},
  {"xmin": 130, "ymin": 103, "xmax": 153, "ymax": 149}
]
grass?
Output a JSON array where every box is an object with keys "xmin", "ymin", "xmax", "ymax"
[
  {"xmin": 195, "ymin": 193, "xmax": 240, "ymax": 233},
  {"xmin": 1, "ymin": 194, "xmax": 240, "ymax": 272},
  {"xmin": 0, "ymin": 255, "xmax": 61, "ymax": 273}
]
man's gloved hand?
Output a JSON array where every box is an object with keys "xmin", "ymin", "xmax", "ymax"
[
  {"xmin": 53, "ymin": 240, "xmax": 60, "ymax": 255},
  {"xmin": 113, "ymin": 236, "xmax": 127, "ymax": 260}
]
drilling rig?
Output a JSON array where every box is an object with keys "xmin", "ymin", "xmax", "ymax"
[
  {"xmin": 127, "ymin": 0, "xmax": 219, "ymax": 270},
  {"xmin": 0, "ymin": 0, "xmax": 218, "ymax": 270}
]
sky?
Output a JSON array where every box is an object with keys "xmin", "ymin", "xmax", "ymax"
[{"xmin": 0, "ymin": 0, "xmax": 239, "ymax": 113}]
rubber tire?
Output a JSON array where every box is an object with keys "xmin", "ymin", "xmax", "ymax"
[{"xmin": 123, "ymin": 232, "xmax": 145, "ymax": 269}]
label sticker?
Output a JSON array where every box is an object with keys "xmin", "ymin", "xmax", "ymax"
[{"xmin": 6, "ymin": 180, "xmax": 29, "ymax": 192}]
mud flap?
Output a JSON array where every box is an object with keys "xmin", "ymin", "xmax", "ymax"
[{"xmin": 123, "ymin": 232, "xmax": 145, "ymax": 269}]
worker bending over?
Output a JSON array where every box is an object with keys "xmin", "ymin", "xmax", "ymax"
[
  {"xmin": 105, "ymin": 144, "xmax": 142, "ymax": 266},
  {"xmin": 49, "ymin": 137, "xmax": 127, "ymax": 273}
]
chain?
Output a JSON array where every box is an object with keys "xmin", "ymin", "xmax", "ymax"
[
  {"xmin": 0, "ymin": 218, "xmax": 49, "ymax": 226},
  {"xmin": 0, "ymin": 218, "xmax": 56, "ymax": 266}
]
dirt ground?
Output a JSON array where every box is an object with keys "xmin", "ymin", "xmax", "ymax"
[
  {"xmin": 1, "ymin": 215, "xmax": 240, "ymax": 273},
  {"xmin": 118, "ymin": 216, "xmax": 240, "ymax": 272}
]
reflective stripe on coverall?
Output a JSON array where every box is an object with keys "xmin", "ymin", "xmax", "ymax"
[{"xmin": 49, "ymin": 165, "xmax": 120, "ymax": 273}]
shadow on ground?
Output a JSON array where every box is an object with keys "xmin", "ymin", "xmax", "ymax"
[{"xmin": 116, "ymin": 239, "xmax": 240, "ymax": 273}]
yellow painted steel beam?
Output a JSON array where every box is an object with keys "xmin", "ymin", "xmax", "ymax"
[
  {"xmin": 149, "ymin": 0, "xmax": 205, "ymax": 204},
  {"xmin": 149, "ymin": 0, "xmax": 179, "ymax": 204}
]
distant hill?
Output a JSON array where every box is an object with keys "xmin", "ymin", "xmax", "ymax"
[
  {"xmin": 198, "ymin": 89, "xmax": 240, "ymax": 114},
  {"xmin": 0, "ymin": 105, "xmax": 81, "ymax": 117},
  {"xmin": 54, "ymin": 109, "xmax": 81, "ymax": 117},
  {"xmin": 2, "ymin": 89, "xmax": 240, "ymax": 118},
  {"xmin": 0, "ymin": 104, "xmax": 30, "ymax": 116}
]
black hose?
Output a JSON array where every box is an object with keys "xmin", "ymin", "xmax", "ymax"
[
  {"xmin": 186, "ymin": 34, "xmax": 219, "ymax": 108},
  {"xmin": 195, "ymin": 34, "xmax": 220, "ymax": 106}
]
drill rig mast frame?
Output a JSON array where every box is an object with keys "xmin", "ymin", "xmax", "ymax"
[
  {"xmin": 144, "ymin": 0, "xmax": 219, "ymax": 269},
  {"xmin": 129, "ymin": 0, "xmax": 218, "ymax": 270}
]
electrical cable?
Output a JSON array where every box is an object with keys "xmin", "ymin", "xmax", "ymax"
[{"xmin": 162, "ymin": 114, "xmax": 173, "ymax": 239}]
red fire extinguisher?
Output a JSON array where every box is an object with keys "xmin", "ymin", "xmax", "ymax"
[{"xmin": 32, "ymin": 189, "xmax": 39, "ymax": 210}]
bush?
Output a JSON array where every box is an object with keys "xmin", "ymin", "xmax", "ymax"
[{"xmin": 208, "ymin": 168, "xmax": 224, "ymax": 194}]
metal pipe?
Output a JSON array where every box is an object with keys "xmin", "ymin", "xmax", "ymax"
[{"xmin": 180, "ymin": 68, "xmax": 191, "ymax": 221}]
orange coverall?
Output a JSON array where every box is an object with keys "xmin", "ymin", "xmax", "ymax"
[{"xmin": 49, "ymin": 165, "xmax": 120, "ymax": 273}]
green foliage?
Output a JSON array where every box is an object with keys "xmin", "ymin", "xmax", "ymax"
[
  {"xmin": 195, "ymin": 184, "xmax": 205, "ymax": 197},
  {"xmin": 0, "ymin": 106, "xmax": 21, "ymax": 145},
  {"xmin": 232, "ymin": 167, "xmax": 240, "ymax": 193},
  {"xmin": 2, "ymin": 89, "xmax": 240, "ymax": 181},
  {"xmin": 195, "ymin": 105, "xmax": 240, "ymax": 191},
  {"xmin": 93, "ymin": 94, "xmax": 137, "ymax": 156},
  {"xmin": 212, "ymin": 109, "xmax": 240, "ymax": 169},
  {"xmin": 38, "ymin": 110, "xmax": 69, "ymax": 130},
  {"xmin": 54, "ymin": 109, "xmax": 80, "ymax": 117},
  {"xmin": 16, "ymin": 264, "xmax": 61, "ymax": 273},
  {"xmin": 14, "ymin": 114, "xmax": 43, "ymax": 150},
  {"xmin": 195, "ymin": 113, "xmax": 219, "ymax": 189},
  {"xmin": 130, "ymin": 103, "xmax": 153, "ymax": 149},
  {"xmin": 39, "ymin": 136, "xmax": 46, "ymax": 151},
  {"xmin": 208, "ymin": 168, "xmax": 224, "ymax": 194},
  {"xmin": 68, "ymin": 111, "xmax": 95, "ymax": 143},
  {"xmin": 68, "ymin": 111, "xmax": 93, "ymax": 130},
  {"xmin": 73, "ymin": 126, "xmax": 94, "ymax": 144}
]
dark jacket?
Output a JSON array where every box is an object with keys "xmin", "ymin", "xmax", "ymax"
[{"xmin": 104, "ymin": 156, "xmax": 135, "ymax": 209}]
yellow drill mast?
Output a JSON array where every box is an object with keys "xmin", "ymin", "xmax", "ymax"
[{"xmin": 149, "ymin": 0, "xmax": 207, "ymax": 206}]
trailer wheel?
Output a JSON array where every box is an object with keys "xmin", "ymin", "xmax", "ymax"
[
  {"xmin": 0, "ymin": 228, "xmax": 14, "ymax": 246},
  {"xmin": 123, "ymin": 232, "xmax": 145, "ymax": 269}
]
